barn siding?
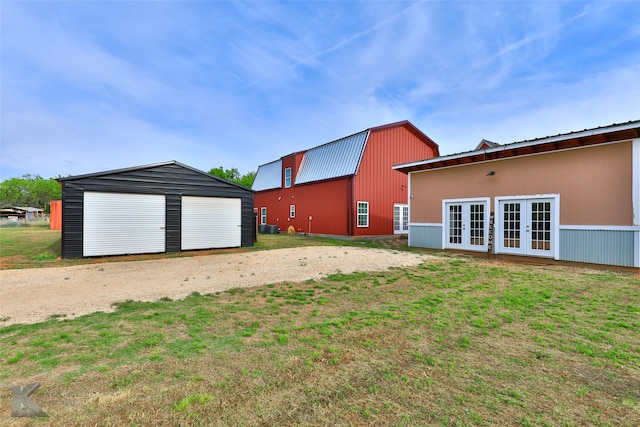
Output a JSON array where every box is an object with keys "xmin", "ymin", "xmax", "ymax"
[
  {"xmin": 60, "ymin": 187, "xmax": 84, "ymax": 259},
  {"xmin": 59, "ymin": 162, "xmax": 254, "ymax": 258},
  {"xmin": 408, "ymin": 224, "xmax": 442, "ymax": 249},
  {"xmin": 559, "ymin": 229, "xmax": 636, "ymax": 267},
  {"xmin": 407, "ymin": 142, "xmax": 633, "ymax": 226},
  {"xmin": 254, "ymin": 178, "xmax": 350, "ymax": 235},
  {"xmin": 353, "ymin": 125, "xmax": 439, "ymax": 236}
]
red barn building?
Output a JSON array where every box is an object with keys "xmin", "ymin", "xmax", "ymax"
[{"xmin": 252, "ymin": 121, "xmax": 439, "ymax": 237}]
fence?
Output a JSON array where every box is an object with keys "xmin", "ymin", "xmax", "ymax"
[{"xmin": 0, "ymin": 215, "xmax": 51, "ymax": 228}]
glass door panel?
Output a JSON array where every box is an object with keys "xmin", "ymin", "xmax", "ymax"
[
  {"xmin": 502, "ymin": 202, "xmax": 522, "ymax": 250},
  {"xmin": 448, "ymin": 204, "xmax": 463, "ymax": 247},
  {"xmin": 528, "ymin": 200, "xmax": 552, "ymax": 254},
  {"xmin": 394, "ymin": 204, "xmax": 409, "ymax": 234},
  {"xmin": 499, "ymin": 198, "xmax": 555, "ymax": 257},
  {"xmin": 444, "ymin": 201, "xmax": 488, "ymax": 251},
  {"xmin": 469, "ymin": 203, "xmax": 485, "ymax": 247}
]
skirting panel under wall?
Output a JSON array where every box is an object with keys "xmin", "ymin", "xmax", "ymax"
[
  {"xmin": 408, "ymin": 224, "xmax": 442, "ymax": 249},
  {"xmin": 559, "ymin": 228, "xmax": 637, "ymax": 267}
]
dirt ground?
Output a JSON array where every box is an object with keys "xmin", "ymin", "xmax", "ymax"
[{"xmin": 0, "ymin": 247, "xmax": 430, "ymax": 326}]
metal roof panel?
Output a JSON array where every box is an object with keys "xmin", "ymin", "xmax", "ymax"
[
  {"xmin": 295, "ymin": 130, "xmax": 369, "ymax": 185},
  {"xmin": 57, "ymin": 160, "xmax": 254, "ymax": 191},
  {"xmin": 252, "ymin": 159, "xmax": 283, "ymax": 191}
]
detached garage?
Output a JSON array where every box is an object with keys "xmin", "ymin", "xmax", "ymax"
[{"xmin": 58, "ymin": 161, "xmax": 254, "ymax": 259}]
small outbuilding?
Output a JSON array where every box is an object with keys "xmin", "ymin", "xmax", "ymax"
[
  {"xmin": 58, "ymin": 161, "xmax": 254, "ymax": 258},
  {"xmin": 0, "ymin": 206, "xmax": 45, "ymax": 220},
  {"xmin": 394, "ymin": 120, "xmax": 640, "ymax": 269}
]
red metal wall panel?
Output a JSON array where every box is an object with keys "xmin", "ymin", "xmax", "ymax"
[
  {"xmin": 281, "ymin": 155, "xmax": 295, "ymax": 189},
  {"xmin": 353, "ymin": 125, "xmax": 438, "ymax": 235},
  {"xmin": 293, "ymin": 151, "xmax": 305, "ymax": 175},
  {"xmin": 254, "ymin": 175, "xmax": 350, "ymax": 235}
]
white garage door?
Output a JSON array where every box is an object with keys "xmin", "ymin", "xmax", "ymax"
[
  {"xmin": 84, "ymin": 192, "xmax": 166, "ymax": 257},
  {"xmin": 181, "ymin": 196, "xmax": 241, "ymax": 250}
]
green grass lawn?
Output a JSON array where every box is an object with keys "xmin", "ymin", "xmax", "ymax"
[
  {"xmin": 1, "ymin": 229, "xmax": 639, "ymax": 425},
  {"xmin": 0, "ymin": 225, "xmax": 61, "ymax": 267}
]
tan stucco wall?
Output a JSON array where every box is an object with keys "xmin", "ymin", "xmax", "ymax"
[{"xmin": 410, "ymin": 141, "xmax": 633, "ymax": 226}]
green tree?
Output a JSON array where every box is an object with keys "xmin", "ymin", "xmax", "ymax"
[
  {"xmin": 208, "ymin": 167, "xmax": 256, "ymax": 189},
  {"xmin": 0, "ymin": 175, "xmax": 62, "ymax": 211}
]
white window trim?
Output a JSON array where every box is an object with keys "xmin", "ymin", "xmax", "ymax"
[
  {"xmin": 494, "ymin": 194, "xmax": 560, "ymax": 260},
  {"xmin": 290, "ymin": 204, "xmax": 295, "ymax": 218},
  {"xmin": 410, "ymin": 222, "xmax": 442, "ymax": 227},
  {"xmin": 630, "ymin": 139, "xmax": 639, "ymax": 226},
  {"xmin": 441, "ymin": 197, "xmax": 490, "ymax": 252},
  {"xmin": 260, "ymin": 207, "xmax": 267, "ymax": 225},
  {"xmin": 284, "ymin": 167, "xmax": 292, "ymax": 188},
  {"xmin": 357, "ymin": 201, "xmax": 369, "ymax": 228},
  {"xmin": 560, "ymin": 225, "xmax": 640, "ymax": 231}
]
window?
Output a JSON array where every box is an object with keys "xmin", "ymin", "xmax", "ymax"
[
  {"xmin": 260, "ymin": 207, "xmax": 267, "ymax": 225},
  {"xmin": 290, "ymin": 204, "xmax": 295, "ymax": 218},
  {"xmin": 357, "ymin": 201, "xmax": 369, "ymax": 227},
  {"xmin": 284, "ymin": 167, "xmax": 292, "ymax": 188}
]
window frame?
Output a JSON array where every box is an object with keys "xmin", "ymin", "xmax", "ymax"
[
  {"xmin": 356, "ymin": 201, "xmax": 369, "ymax": 228},
  {"xmin": 284, "ymin": 167, "xmax": 292, "ymax": 188},
  {"xmin": 289, "ymin": 204, "xmax": 296, "ymax": 218},
  {"xmin": 260, "ymin": 207, "xmax": 267, "ymax": 225}
]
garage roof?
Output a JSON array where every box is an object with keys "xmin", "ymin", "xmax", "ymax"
[{"xmin": 58, "ymin": 160, "xmax": 252, "ymax": 191}]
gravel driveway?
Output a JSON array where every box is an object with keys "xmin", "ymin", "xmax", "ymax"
[{"xmin": 0, "ymin": 246, "xmax": 430, "ymax": 326}]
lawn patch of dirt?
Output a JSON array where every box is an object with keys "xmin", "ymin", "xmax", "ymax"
[{"xmin": 0, "ymin": 246, "xmax": 430, "ymax": 326}]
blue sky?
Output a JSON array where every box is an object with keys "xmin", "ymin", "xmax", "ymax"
[{"xmin": 1, "ymin": 1, "xmax": 639, "ymax": 181}]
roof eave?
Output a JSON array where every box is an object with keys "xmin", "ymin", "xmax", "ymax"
[
  {"xmin": 57, "ymin": 160, "xmax": 180, "ymax": 182},
  {"xmin": 394, "ymin": 121, "xmax": 640, "ymax": 174},
  {"xmin": 369, "ymin": 120, "xmax": 440, "ymax": 155},
  {"xmin": 57, "ymin": 160, "xmax": 254, "ymax": 192}
]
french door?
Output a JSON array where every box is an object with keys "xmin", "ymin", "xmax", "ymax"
[
  {"xmin": 498, "ymin": 196, "xmax": 557, "ymax": 257},
  {"xmin": 394, "ymin": 204, "xmax": 409, "ymax": 234},
  {"xmin": 443, "ymin": 199, "xmax": 489, "ymax": 251}
]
